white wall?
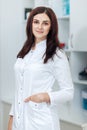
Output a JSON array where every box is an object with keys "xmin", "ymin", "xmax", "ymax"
[
  {"xmin": 0, "ymin": 0, "xmax": 34, "ymax": 101},
  {"xmin": 0, "ymin": 0, "xmax": 23, "ymax": 126},
  {"xmin": 0, "ymin": 1, "xmax": 2, "ymax": 130},
  {"xmin": 0, "ymin": 1, "xmax": 1, "ymax": 85},
  {"xmin": 0, "ymin": 1, "xmax": 34, "ymax": 129},
  {"xmin": 1, "ymin": 0, "xmax": 22, "ymax": 101}
]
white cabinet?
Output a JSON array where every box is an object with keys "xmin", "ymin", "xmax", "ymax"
[
  {"xmin": 70, "ymin": 0, "xmax": 87, "ymax": 51},
  {"xmin": 39, "ymin": 0, "xmax": 87, "ymax": 129},
  {"xmin": 70, "ymin": 1, "xmax": 87, "ymax": 125},
  {"xmin": 48, "ymin": 0, "xmax": 70, "ymax": 49},
  {"xmin": 54, "ymin": 0, "xmax": 87, "ymax": 129}
]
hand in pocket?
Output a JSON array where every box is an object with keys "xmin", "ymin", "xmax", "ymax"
[{"xmin": 24, "ymin": 92, "xmax": 50, "ymax": 103}]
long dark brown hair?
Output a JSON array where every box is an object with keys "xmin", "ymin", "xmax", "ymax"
[{"xmin": 17, "ymin": 6, "xmax": 60, "ymax": 63}]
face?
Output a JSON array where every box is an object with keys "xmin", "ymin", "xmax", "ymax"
[{"xmin": 32, "ymin": 13, "xmax": 51, "ymax": 43}]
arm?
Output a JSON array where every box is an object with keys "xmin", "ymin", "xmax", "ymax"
[
  {"xmin": 8, "ymin": 103, "xmax": 14, "ymax": 130},
  {"xmin": 8, "ymin": 116, "xmax": 13, "ymax": 130},
  {"xmin": 24, "ymin": 50, "xmax": 74, "ymax": 105},
  {"xmin": 48, "ymin": 50, "xmax": 74, "ymax": 106},
  {"xmin": 9, "ymin": 103, "xmax": 14, "ymax": 115}
]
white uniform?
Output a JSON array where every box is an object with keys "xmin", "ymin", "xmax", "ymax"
[{"xmin": 10, "ymin": 40, "xmax": 74, "ymax": 130}]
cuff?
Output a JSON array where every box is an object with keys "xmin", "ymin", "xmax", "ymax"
[
  {"xmin": 9, "ymin": 104, "xmax": 14, "ymax": 116},
  {"xmin": 47, "ymin": 92, "xmax": 56, "ymax": 107}
]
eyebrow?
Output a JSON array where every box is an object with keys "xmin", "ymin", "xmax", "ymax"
[{"xmin": 33, "ymin": 19, "xmax": 50, "ymax": 23}]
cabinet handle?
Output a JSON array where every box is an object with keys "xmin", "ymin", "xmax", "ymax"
[{"xmin": 70, "ymin": 34, "xmax": 73, "ymax": 48}]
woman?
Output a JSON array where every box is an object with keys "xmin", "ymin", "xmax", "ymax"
[{"xmin": 8, "ymin": 6, "xmax": 74, "ymax": 130}]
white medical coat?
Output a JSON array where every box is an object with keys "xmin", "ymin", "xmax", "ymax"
[{"xmin": 10, "ymin": 40, "xmax": 74, "ymax": 130}]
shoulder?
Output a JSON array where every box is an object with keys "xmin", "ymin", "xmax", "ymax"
[
  {"xmin": 53, "ymin": 49, "xmax": 70, "ymax": 71},
  {"xmin": 53, "ymin": 48, "xmax": 67, "ymax": 62}
]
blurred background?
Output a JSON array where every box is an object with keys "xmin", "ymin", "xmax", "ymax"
[{"xmin": 0, "ymin": 0, "xmax": 87, "ymax": 130}]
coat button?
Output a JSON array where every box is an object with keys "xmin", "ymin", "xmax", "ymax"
[
  {"xmin": 20, "ymin": 88, "xmax": 22, "ymax": 90},
  {"xmin": 18, "ymin": 116, "xmax": 20, "ymax": 119},
  {"xmin": 35, "ymin": 104, "xmax": 37, "ymax": 106},
  {"xmin": 21, "ymin": 73, "xmax": 23, "ymax": 76}
]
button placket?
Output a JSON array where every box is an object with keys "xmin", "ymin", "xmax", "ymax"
[
  {"xmin": 18, "ymin": 69, "xmax": 24, "ymax": 117},
  {"xmin": 35, "ymin": 104, "xmax": 37, "ymax": 106},
  {"xmin": 17, "ymin": 50, "xmax": 35, "ymax": 120},
  {"xmin": 18, "ymin": 102, "xmax": 21, "ymax": 104},
  {"xmin": 19, "ymin": 67, "xmax": 24, "ymax": 95},
  {"xmin": 29, "ymin": 51, "xmax": 34, "ymax": 63},
  {"xmin": 20, "ymin": 87, "xmax": 23, "ymax": 91},
  {"xmin": 17, "ymin": 115, "xmax": 21, "ymax": 122}
]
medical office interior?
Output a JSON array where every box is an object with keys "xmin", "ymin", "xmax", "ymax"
[{"xmin": 0, "ymin": 0, "xmax": 87, "ymax": 130}]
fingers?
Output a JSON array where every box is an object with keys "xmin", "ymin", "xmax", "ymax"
[
  {"xmin": 24, "ymin": 96, "xmax": 31, "ymax": 102},
  {"xmin": 24, "ymin": 93, "xmax": 48, "ymax": 103},
  {"xmin": 24, "ymin": 94, "xmax": 41, "ymax": 103}
]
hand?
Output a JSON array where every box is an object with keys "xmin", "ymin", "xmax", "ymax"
[
  {"xmin": 24, "ymin": 92, "xmax": 50, "ymax": 103},
  {"xmin": 8, "ymin": 116, "xmax": 13, "ymax": 130}
]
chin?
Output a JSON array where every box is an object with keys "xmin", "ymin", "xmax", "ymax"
[{"xmin": 35, "ymin": 35, "xmax": 45, "ymax": 39}]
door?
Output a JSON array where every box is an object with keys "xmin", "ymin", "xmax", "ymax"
[{"xmin": 70, "ymin": 0, "xmax": 87, "ymax": 51}]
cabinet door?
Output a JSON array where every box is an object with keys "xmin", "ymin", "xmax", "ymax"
[{"xmin": 70, "ymin": 0, "xmax": 87, "ymax": 51}]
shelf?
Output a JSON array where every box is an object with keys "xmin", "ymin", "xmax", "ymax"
[
  {"xmin": 58, "ymin": 15, "xmax": 70, "ymax": 20},
  {"xmin": 71, "ymin": 49, "xmax": 87, "ymax": 52},
  {"xmin": 73, "ymin": 79, "xmax": 87, "ymax": 85},
  {"xmin": 65, "ymin": 49, "xmax": 87, "ymax": 52}
]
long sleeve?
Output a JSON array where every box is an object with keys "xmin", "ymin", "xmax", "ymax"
[
  {"xmin": 9, "ymin": 101, "xmax": 14, "ymax": 116},
  {"xmin": 48, "ymin": 50, "xmax": 74, "ymax": 106}
]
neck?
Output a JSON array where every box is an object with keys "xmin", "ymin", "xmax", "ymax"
[
  {"xmin": 35, "ymin": 38, "xmax": 46, "ymax": 44},
  {"xmin": 32, "ymin": 38, "xmax": 46, "ymax": 50}
]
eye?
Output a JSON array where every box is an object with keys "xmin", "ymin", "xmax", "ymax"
[
  {"xmin": 44, "ymin": 22, "xmax": 49, "ymax": 25},
  {"xmin": 33, "ymin": 20, "xmax": 39, "ymax": 24}
]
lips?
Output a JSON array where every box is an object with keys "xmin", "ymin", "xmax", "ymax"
[{"xmin": 36, "ymin": 30, "xmax": 43, "ymax": 33}]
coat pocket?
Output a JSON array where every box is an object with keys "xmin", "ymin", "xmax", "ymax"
[{"xmin": 28, "ymin": 101, "xmax": 49, "ymax": 110}]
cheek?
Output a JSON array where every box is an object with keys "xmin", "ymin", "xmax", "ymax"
[
  {"xmin": 45, "ymin": 27, "xmax": 50, "ymax": 34},
  {"xmin": 32, "ymin": 24, "xmax": 37, "ymax": 34},
  {"xmin": 32, "ymin": 23, "xmax": 37, "ymax": 30}
]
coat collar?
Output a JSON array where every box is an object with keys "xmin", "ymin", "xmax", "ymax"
[{"xmin": 35, "ymin": 39, "xmax": 46, "ymax": 49}]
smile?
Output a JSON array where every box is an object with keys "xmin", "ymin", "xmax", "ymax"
[{"xmin": 36, "ymin": 30, "xmax": 43, "ymax": 33}]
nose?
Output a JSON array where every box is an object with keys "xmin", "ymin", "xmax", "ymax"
[{"xmin": 38, "ymin": 23, "xmax": 42, "ymax": 29}]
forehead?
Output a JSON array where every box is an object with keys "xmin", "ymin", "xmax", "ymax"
[{"xmin": 33, "ymin": 13, "xmax": 51, "ymax": 22}]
